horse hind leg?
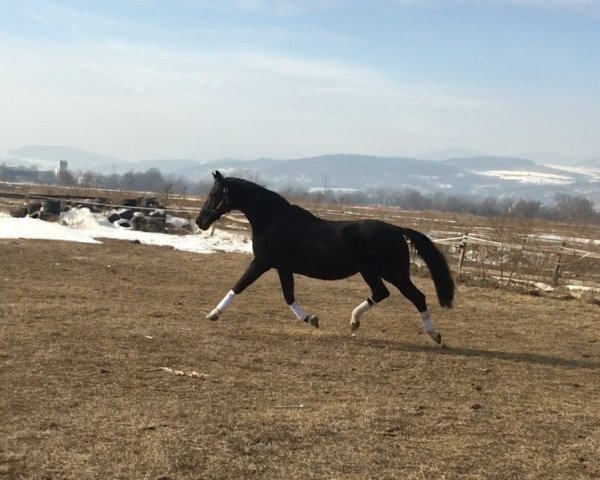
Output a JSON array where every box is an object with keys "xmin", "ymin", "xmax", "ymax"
[
  {"xmin": 385, "ymin": 274, "xmax": 443, "ymax": 346},
  {"xmin": 351, "ymin": 270, "xmax": 390, "ymax": 332}
]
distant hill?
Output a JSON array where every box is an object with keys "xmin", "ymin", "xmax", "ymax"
[
  {"xmin": 443, "ymin": 156, "xmax": 535, "ymax": 170},
  {"xmin": 418, "ymin": 148, "xmax": 488, "ymax": 161},
  {"xmin": 197, "ymin": 154, "xmax": 462, "ymax": 190},
  {"xmin": 121, "ymin": 158, "xmax": 203, "ymax": 172},
  {"xmin": 577, "ymin": 158, "xmax": 600, "ymax": 168},
  {"xmin": 521, "ymin": 152, "xmax": 578, "ymax": 166},
  {"xmin": 192, "ymin": 154, "xmax": 600, "ymax": 205},
  {"xmin": 4, "ymin": 146, "xmax": 207, "ymax": 175},
  {"xmin": 8, "ymin": 145, "xmax": 123, "ymax": 172},
  {"xmin": 4, "ymin": 145, "xmax": 599, "ymax": 204}
]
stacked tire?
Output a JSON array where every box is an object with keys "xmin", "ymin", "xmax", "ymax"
[
  {"xmin": 40, "ymin": 199, "xmax": 62, "ymax": 220},
  {"xmin": 108, "ymin": 208, "xmax": 136, "ymax": 229}
]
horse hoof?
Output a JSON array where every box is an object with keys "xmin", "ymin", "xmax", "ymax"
[
  {"xmin": 206, "ymin": 309, "xmax": 221, "ymax": 321},
  {"xmin": 426, "ymin": 330, "xmax": 442, "ymax": 345},
  {"xmin": 351, "ymin": 320, "xmax": 360, "ymax": 331},
  {"xmin": 308, "ymin": 315, "xmax": 319, "ymax": 329}
]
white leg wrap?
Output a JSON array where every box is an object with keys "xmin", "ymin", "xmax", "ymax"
[
  {"xmin": 352, "ymin": 300, "xmax": 372, "ymax": 324},
  {"xmin": 289, "ymin": 302, "xmax": 308, "ymax": 321},
  {"xmin": 420, "ymin": 310, "xmax": 442, "ymax": 344},
  {"xmin": 207, "ymin": 290, "xmax": 236, "ymax": 320},
  {"xmin": 217, "ymin": 290, "xmax": 236, "ymax": 312},
  {"xmin": 420, "ymin": 310, "xmax": 435, "ymax": 333}
]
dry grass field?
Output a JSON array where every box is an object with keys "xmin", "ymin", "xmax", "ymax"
[{"xmin": 1, "ymin": 237, "xmax": 599, "ymax": 480}]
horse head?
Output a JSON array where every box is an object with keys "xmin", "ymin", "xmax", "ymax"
[{"xmin": 196, "ymin": 171, "xmax": 232, "ymax": 230}]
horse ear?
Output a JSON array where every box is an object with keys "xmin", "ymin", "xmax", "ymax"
[{"xmin": 213, "ymin": 171, "xmax": 224, "ymax": 182}]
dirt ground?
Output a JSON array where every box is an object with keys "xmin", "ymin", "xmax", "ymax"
[{"xmin": 1, "ymin": 238, "xmax": 599, "ymax": 480}]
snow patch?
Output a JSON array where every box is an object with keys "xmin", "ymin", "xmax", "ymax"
[
  {"xmin": 0, "ymin": 214, "xmax": 101, "ymax": 244},
  {"xmin": 475, "ymin": 170, "xmax": 574, "ymax": 185},
  {"xmin": 0, "ymin": 210, "xmax": 252, "ymax": 254},
  {"xmin": 547, "ymin": 164, "xmax": 600, "ymax": 181}
]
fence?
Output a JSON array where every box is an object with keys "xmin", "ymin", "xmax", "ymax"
[
  {"xmin": 429, "ymin": 232, "xmax": 600, "ymax": 292},
  {"xmin": 3, "ymin": 187, "xmax": 599, "ymax": 293},
  {"xmin": 218, "ymin": 213, "xmax": 600, "ymax": 292}
]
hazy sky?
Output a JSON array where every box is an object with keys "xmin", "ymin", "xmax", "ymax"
[{"xmin": 0, "ymin": 0, "xmax": 599, "ymax": 161}]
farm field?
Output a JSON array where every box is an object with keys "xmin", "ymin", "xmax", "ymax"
[{"xmin": 1, "ymin": 238, "xmax": 599, "ymax": 479}]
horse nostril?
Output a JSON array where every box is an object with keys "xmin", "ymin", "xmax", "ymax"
[{"xmin": 196, "ymin": 215, "xmax": 210, "ymax": 230}]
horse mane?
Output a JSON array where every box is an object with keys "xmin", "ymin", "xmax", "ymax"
[
  {"xmin": 226, "ymin": 177, "xmax": 291, "ymax": 208},
  {"xmin": 226, "ymin": 176, "xmax": 318, "ymax": 219}
]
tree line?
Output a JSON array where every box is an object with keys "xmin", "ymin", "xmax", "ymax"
[
  {"xmin": 307, "ymin": 188, "xmax": 599, "ymax": 224},
  {"xmin": 4, "ymin": 164, "xmax": 596, "ymax": 224}
]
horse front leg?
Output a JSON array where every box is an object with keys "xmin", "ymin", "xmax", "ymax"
[
  {"xmin": 278, "ymin": 270, "xmax": 319, "ymax": 328},
  {"xmin": 206, "ymin": 258, "xmax": 269, "ymax": 320}
]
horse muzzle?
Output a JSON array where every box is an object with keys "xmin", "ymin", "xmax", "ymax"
[{"xmin": 196, "ymin": 210, "xmax": 215, "ymax": 230}]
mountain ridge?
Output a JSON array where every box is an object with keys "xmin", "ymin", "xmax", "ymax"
[{"xmin": 2, "ymin": 145, "xmax": 599, "ymax": 204}]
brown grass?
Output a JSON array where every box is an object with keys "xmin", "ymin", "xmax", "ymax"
[{"xmin": 1, "ymin": 238, "xmax": 599, "ymax": 480}]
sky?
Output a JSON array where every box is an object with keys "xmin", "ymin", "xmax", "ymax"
[{"xmin": 0, "ymin": 0, "xmax": 599, "ymax": 161}]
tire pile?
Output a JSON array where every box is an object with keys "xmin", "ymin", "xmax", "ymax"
[
  {"xmin": 11, "ymin": 196, "xmax": 178, "ymax": 233},
  {"xmin": 104, "ymin": 197, "xmax": 166, "ymax": 232}
]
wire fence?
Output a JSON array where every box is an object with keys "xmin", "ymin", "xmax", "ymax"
[
  {"xmin": 3, "ymin": 189, "xmax": 599, "ymax": 292},
  {"xmin": 429, "ymin": 233, "xmax": 600, "ymax": 291},
  {"xmin": 0, "ymin": 190, "xmax": 200, "ymax": 215}
]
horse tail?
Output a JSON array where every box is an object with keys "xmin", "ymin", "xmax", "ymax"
[{"xmin": 401, "ymin": 228, "xmax": 455, "ymax": 308}]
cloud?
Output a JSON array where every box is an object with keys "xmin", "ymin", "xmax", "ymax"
[
  {"xmin": 167, "ymin": 0, "xmax": 342, "ymax": 15},
  {"xmin": 389, "ymin": 0, "xmax": 600, "ymax": 17},
  {"xmin": 492, "ymin": 0, "xmax": 600, "ymax": 16},
  {"xmin": 20, "ymin": 1, "xmax": 123, "ymax": 30},
  {"xmin": 0, "ymin": 36, "xmax": 492, "ymax": 110},
  {"xmin": 0, "ymin": 36, "xmax": 500, "ymax": 159}
]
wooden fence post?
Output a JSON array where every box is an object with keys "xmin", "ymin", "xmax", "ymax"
[
  {"xmin": 458, "ymin": 232, "xmax": 469, "ymax": 279},
  {"xmin": 552, "ymin": 242, "xmax": 566, "ymax": 287},
  {"xmin": 552, "ymin": 242, "xmax": 567, "ymax": 287},
  {"xmin": 210, "ymin": 219, "xmax": 218, "ymax": 237}
]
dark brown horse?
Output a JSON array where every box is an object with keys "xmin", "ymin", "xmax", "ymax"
[{"xmin": 196, "ymin": 171, "xmax": 455, "ymax": 344}]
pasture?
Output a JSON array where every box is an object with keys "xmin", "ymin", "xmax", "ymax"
[{"xmin": 1, "ymin": 238, "xmax": 599, "ymax": 479}]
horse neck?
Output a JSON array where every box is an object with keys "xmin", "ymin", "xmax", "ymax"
[{"xmin": 236, "ymin": 191, "xmax": 289, "ymax": 235}]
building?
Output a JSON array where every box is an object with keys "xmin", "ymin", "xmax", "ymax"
[
  {"xmin": 55, "ymin": 160, "xmax": 68, "ymax": 178},
  {"xmin": 0, "ymin": 165, "xmax": 55, "ymax": 183}
]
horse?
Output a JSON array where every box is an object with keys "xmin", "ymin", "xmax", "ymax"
[{"xmin": 196, "ymin": 171, "xmax": 455, "ymax": 345}]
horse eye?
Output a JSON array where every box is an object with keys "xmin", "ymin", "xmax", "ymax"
[{"xmin": 223, "ymin": 187, "xmax": 229, "ymax": 194}]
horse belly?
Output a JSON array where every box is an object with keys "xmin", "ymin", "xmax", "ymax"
[{"xmin": 288, "ymin": 244, "xmax": 361, "ymax": 280}]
